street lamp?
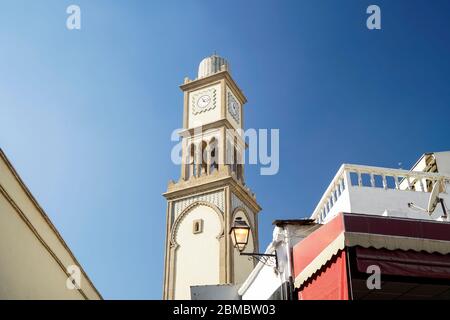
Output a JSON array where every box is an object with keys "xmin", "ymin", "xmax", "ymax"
[
  {"xmin": 229, "ymin": 217, "xmax": 278, "ymax": 269},
  {"xmin": 230, "ymin": 217, "xmax": 250, "ymax": 252}
]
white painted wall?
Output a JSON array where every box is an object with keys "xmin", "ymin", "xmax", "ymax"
[
  {"xmin": 174, "ymin": 205, "xmax": 222, "ymax": 299},
  {"xmin": 435, "ymin": 152, "xmax": 450, "ymax": 175},
  {"xmin": 324, "ymin": 182, "xmax": 450, "ymax": 223},
  {"xmin": 241, "ymin": 262, "xmax": 280, "ymax": 300}
]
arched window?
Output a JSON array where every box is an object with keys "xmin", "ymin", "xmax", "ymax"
[
  {"xmin": 233, "ymin": 147, "xmax": 238, "ymax": 174},
  {"xmin": 237, "ymin": 157, "xmax": 243, "ymax": 182},
  {"xmin": 209, "ymin": 138, "xmax": 219, "ymax": 173},
  {"xmin": 200, "ymin": 141, "xmax": 207, "ymax": 176},
  {"xmin": 189, "ymin": 143, "xmax": 196, "ymax": 178},
  {"xmin": 232, "ymin": 137, "xmax": 238, "ymax": 174}
]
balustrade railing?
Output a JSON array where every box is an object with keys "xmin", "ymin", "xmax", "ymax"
[{"xmin": 311, "ymin": 164, "xmax": 450, "ymax": 223}]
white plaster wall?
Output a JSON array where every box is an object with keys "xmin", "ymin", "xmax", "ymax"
[
  {"xmin": 174, "ymin": 205, "xmax": 222, "ymax": 299},
  {"xmin": 188, "ymin": 84, "xmax": 222, "ymax": 128},
  {"xmin": 324, "ymin": 184, "xmax": 450, "ymax": 222},
  {"xmin": 348, "ymin": 186, "xmax": 448, "ymax": 220},
  {"xmin": 241, "ymin": 263, "xmax": 280, "ymax": 300},
  {"xmin": 435, "ymin": 152, "xmax": 450, "ymax": 175}
]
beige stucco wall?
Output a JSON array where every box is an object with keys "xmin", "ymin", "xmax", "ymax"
[
  {"xmin": 0, "ymin": 150, "xmax": 101, "ymax": 300},
  {"xmin": 173, "ymin": 204, "xmax": 222, "ymax": 299}
]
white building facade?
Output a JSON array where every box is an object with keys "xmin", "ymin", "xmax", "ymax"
[{"xmin": 239, "ymin": 151, "xmax": 450, "ymax": 300}]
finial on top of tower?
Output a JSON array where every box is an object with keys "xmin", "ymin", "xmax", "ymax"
[{"xmin": 198, "ymin": 54, "xmax": 229, "ymax": 79}]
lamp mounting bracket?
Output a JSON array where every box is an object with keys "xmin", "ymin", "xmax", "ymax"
[{"xmin": 240, "ymin": 252, "xmax": 278, "ymax": 270}]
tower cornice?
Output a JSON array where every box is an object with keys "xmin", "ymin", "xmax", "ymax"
[
  {"xmin": 180, "ymin": 70, "xmax": 247, "ymax": 105},
  {"xmin": 177, "ymin": 118, "xmax": 247, "ymax": 148},
  {"xmin": 163, "ymin": 171, "xmax": 261, "ymax": 214}
]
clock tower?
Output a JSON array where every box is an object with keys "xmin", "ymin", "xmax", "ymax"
[{"xmin": 162, "ymin": 55, "xmax": 261, "ymax": 300}]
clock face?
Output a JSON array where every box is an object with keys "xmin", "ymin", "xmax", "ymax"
[
  {"xmin": 230, "ymin": 101, "xmax": 238, "ymax": 116},
  {"xmin": 227, "ymin": 91, "xmax": 240, "ymax": 123},
  {"xmin": 196, "ymin": 95, "xmax": 211, "ymax": 109},
  {"xmin": 191, "ymin": 87, "xmax": 217, "ymax": 115}
]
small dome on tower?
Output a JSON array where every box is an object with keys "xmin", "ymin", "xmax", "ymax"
[{"xmin": 198, "ymin": 54, "xmax": 229, "ymax": 79}]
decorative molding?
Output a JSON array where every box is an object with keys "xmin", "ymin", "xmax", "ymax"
[
  {"xmin": 231, "ymin": 192, "xmax": 254, "ymax": 219},
  {"xmin": 180, "ymin": 70, "xmax": 247, "ymax": 105},
  {"xmin": 191, "ymin": 87, "xmax": 217, "ymax": 115},
  {"xmin": 170, "ymin": 201, "xmax": 225, "ymax": 249},
  {"xmin": 172, "ymin": 190, "xmax": 225, "ymax": 220},
  {"xmin": 165, "ymin": 173, "xmax": 261, "ymax": 215},
  {"xmin": 227, "ymin": 90, "xmax": 240, "ymax": 123}
]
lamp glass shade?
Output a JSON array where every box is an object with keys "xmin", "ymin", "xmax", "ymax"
[{"xmin": 230, "ymin": 217, "xmax": 250, "ymax": 252}]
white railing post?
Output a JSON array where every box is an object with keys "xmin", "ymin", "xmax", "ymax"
[
  {"xmin": 406, "ymin": 176, "xmax": 412, "ymax": 190},
  {"xmin": 419, "ymin": 179, "xmax": 425, "ymax": 192},
  {"xmin": 370, "ymin": 173, "xmax": 375, "ymax": 187}
]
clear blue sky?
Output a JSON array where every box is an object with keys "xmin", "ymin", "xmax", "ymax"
[{"xmin": 1, "ymin": 0, "xmax": 449, "ymax": 299}]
